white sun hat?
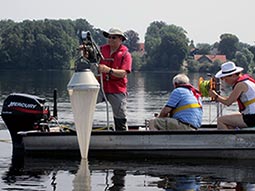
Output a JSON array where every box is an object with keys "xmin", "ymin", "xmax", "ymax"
[
  {"xmin": 102, "ymin": 28, "xmax": 127, "ymax": 41},
  {"xmin": 215, "ymin": 61, "xmax": 244, "ymax": 78}
]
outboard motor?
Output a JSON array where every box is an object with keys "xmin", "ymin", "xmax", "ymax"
[{"xmin": 1, "ymin": 93, "xmax": 50, "ymax": 147}]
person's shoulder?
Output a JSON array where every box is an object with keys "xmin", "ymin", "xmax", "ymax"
[
  {"xmin": 235, "ymin": 80, "xmax": 247, "ymax": 88},
  {"xmin": 119, "ymin": 44, "xmax": 130, "ymax": 52},
  {"xmin": 119, "ymin": 45, "xmax": 131, "ymax": 59},
  {"xmin": 175, "ymin": 86, "xmax": 189, "ymax": 92},
  {"xmin": 171, "ymin": 88, "xmax": 182, "ymax": 95},
  {"xmin": 235, "ymin": 80, "xmax": 249, "ymax": 92},
  {"xmin": 101, "ymin": 44, "xmax": 110, "ymax": 50}
]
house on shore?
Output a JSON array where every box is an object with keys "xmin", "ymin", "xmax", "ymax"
[{"xmin": 194, "ymin": 54, "xmax": 227, "ymax": 64}]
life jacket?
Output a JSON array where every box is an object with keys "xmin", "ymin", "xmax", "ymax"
[
  {"xmin": 98, "ymin": 44, "xmax": 131, "ymax": 93},
  {"xmin": 233, "ymin": 74, "xmax": 255, "ymax": 112},
  {"xmin": 99, "ymin": 45, "xmax": 128, "ymax": 82},
  {"xmin": 172, "ymin": 84, "xmax": 202, "ymax": 114}
]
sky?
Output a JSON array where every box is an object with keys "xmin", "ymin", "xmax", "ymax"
[{"xmin": 1, "ymin": 0, "xmax": 255, "ymax": 45}]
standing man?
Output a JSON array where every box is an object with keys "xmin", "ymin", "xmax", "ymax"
[{"xmin": 97, "ymin": 28, "xmax": 132, "ymax": 131}]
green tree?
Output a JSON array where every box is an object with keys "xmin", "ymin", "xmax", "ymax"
[
  {"xmin": 248, "ymin": 45, "xmax": 255, "ymax": 63},
  {"xmin": 0, "ymin": 24, "xmax": 24, "ymax": 68},
  {"xmin": 196, "ymin": 43, "xmax": 212, "ymax": 55},
  {"xmin": 123, "ymin": 30, "xmax": 139, "ymax": 52},
  {"xmin": 158, "ymin": 33, "xmax": 188, "ymax": 70},
  {"xmin": 186, "ymin": 59, "xmax": 200, "ymax": 72},
  {"xmin": 218, "ymin": 33, "xmax": 239, "ymax": 60},
  {"xmin": 234, "ymin": 48, "xmax": 254, "ymax": 73},
  {"xmin": 144, "ymin": 21, "xmax": 165, "ymax": 57},
  {"xmin": 143, "ymin": 21, "xmax": 189, "ymax": 71},
  {"xmin": 131, "ymin": 52, "xmax": 144, "ymax": 71},
  {"xmin": 0, "ymin": 19, "xmax": 87, "ymax": 69}
]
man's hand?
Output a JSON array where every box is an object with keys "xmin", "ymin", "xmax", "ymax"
[
  {"xmin": 209, "ymin": 89, "xmax": 218, "ymax": 100},
  {"xmin": 98, "ymin": 64, "xmax": 110, "ymax": 73}
]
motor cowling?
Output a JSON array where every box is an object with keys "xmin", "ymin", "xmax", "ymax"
[{"xmin": 1, "ymin": 93, "xmax": 50, "ymax": 145}]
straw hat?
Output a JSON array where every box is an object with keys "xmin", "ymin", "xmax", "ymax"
[
  {"xmin": 103, "ymin": 28, "xmax": 127, "ymax": 41},
  {"xmin": 215, "ymin": 61, "xmax": 243, "ymax": 78}
]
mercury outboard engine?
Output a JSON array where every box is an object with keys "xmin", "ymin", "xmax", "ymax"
[{"xmin": 1, "ymin": 93, "xmax": 50, "ymax": 147}]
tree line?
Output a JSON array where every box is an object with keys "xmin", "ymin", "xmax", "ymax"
[{"xmin": 0, "ymin": 19, "xmax": 255, "ymax": 73}]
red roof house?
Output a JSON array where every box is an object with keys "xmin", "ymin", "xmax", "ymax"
[{"xmin": 194, "ymin": 55, "xmax": 227, "ymax": 63}]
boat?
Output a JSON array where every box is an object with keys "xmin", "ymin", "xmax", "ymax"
[
  {"xmin": 18, "ymin": 125, "xmax": 255, "ymax": 159},
  {"xmin": 2, "ymin": 91, "xmax": 255, "ymax": 160}
]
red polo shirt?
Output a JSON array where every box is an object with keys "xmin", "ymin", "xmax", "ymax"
[{"xmin": 99, "ymin": 44, "xmax": 132, "ymax": 93}]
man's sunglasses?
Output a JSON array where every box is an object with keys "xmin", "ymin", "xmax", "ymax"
[{"xmin": 108, "ymin": 36, "xmax": 118, "ymax": 40}]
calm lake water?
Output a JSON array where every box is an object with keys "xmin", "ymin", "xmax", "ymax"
[{"xmin": 0, "ymin": 70, "xmax": 254, "ymax": 191}]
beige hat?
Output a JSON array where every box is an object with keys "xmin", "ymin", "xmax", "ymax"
[
  {"xmin": 103, "ymin": 28, "xmax": 127, "ymax": 41},
  {"xmin": 215, "ymin": 61, "xmax": 244, "ymax": 78}
]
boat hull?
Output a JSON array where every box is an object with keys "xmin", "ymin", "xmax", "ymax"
[{"xmin": 18, "ymin": 129, "xmax": 255, "ymax": 159}]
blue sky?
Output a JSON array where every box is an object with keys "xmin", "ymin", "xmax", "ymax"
[{"xmin": 1, "ymin": 0, "xmax": 254, "ymax": 45}]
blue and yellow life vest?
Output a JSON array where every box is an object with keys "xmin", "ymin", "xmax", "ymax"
[{"xmin": 172, "ymin": 84, "xmax": 202, "ymax": 114}]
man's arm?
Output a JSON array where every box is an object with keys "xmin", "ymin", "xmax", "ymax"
[
  {"xmin": 158, "ymin": 106, "xmax": 172, "ymax": 117},
  {"xmin": 98, "ymin": 64, "xmax": 127, "ymax": 78}
]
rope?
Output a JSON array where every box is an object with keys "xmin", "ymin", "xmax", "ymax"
[
  {"xmin": 199, "ymin": 80, "xmax": 211, "ymax": 97},
  {"xmin": 198, "ymin": 77, "xmax": 216, "ymax": 98},
  {"xmin": 198, "ymin": 76, "xmax": 224, "ymax": 124}
]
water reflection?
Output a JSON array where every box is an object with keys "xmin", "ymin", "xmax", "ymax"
[
  {"xmin": 3, "ymin": 152, "xmax": 255, "ymax": 190},
  {"xmin": 106, "ymin": 169, "xmax": 126, "ymax": 191},
  {"xmin": 89, "ymin": 158, "xmax": 255, "ymax": 191},
  {"xmin": 237, "ymin": 183, "xmax": 255, "ymax": 191},
  {"xmin": 158, "ymin": 175, "xmax": 200, "ymax": 191},
  {"xmin": 2, "ymin": 152, "xmax": 79, "ymax": 190},
  {"xmin": 73, "ymin": 159, "xmax": 91, "ymax": 191}
]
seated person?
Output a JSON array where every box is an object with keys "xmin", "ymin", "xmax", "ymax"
[
  {"xmin": 209, "ymin": 61, "xmax": 255, "ymax": 129},
  {"xmin": 149, "ymin": 73, "xmax": 203, "ymax": 130}
]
